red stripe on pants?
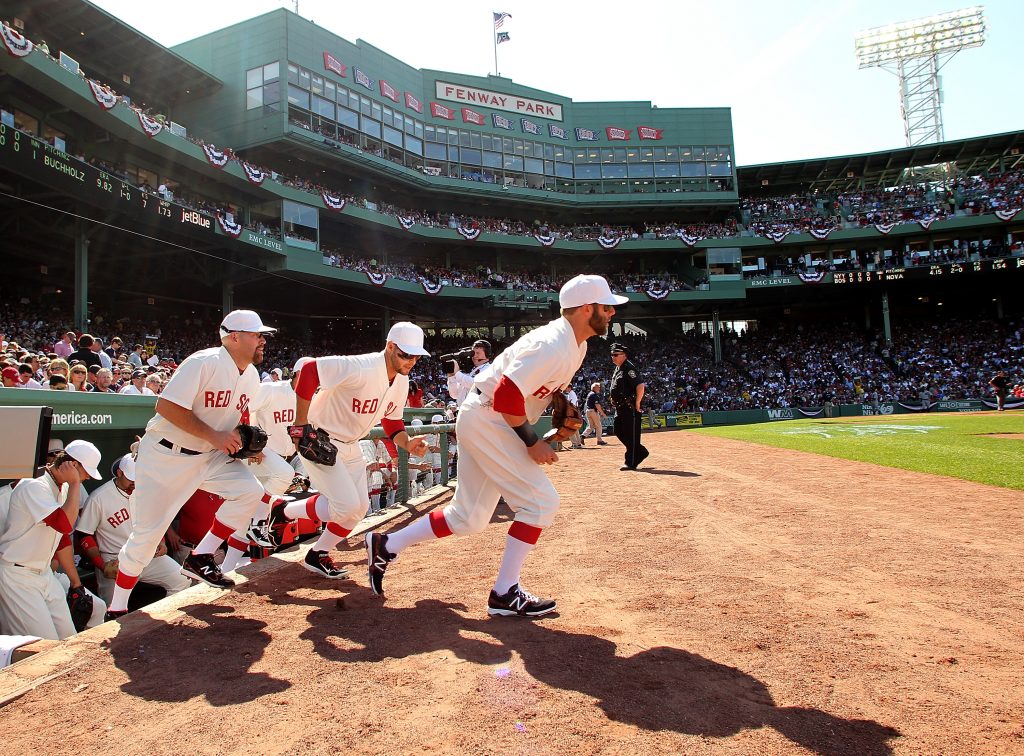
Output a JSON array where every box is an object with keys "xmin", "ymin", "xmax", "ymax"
[
  {"xmin": 326, "ymin": 522, "xmax": 350, "ymax": 537},
  {"xmin": 209, "ymin": 518, "xmax": 234, "ymax": 540},
  {"xmin": 115, "ymin": 570, "xmax": 139, "ymax": 590},
  {"xmin": 508, "ymin": 521, "xmax": 541, "ymax": 545},
  {"xmin": 227, "ymin": 535, "xmax": 249, "ymax": 551},
  {"xmin": 429, "ymin": 509, "xmax": 453, "ymax": 538}
]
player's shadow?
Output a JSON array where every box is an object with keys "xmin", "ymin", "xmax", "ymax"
[
  {"xmin": 105, "ymin": 603, "xmax": 290, "ymax": 705},
  {"xmin": 638, "ymin": 468, "xmax": 701, "ymax": 477},
  {"xmin": 289, "ymin": 597, "xmax": 898, "ymax": 754}
]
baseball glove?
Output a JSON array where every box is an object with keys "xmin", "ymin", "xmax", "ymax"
[
  {"xmin": 67, "ymin": 585, "xmax": 93, "ymax": 632},
  {"xmin": 288, "ymin": 423, "xmax": 337, "ymax": 466},
  {"xmin": 230, "ymin": 424, "xmax": 268, "ymax": 459},
  {"xmin": 542, "ymin": 391, "xmax": 583, "ymax": 443}
]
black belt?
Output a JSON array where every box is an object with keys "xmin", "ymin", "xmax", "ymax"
[{"xmin": 159, "ymin": 438, "xmax": 202, "ymax": 455}]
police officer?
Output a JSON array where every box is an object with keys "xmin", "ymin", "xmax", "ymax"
[{"xmin": 608, "ymin": 343, "xmax": 648, "ymax": 470}]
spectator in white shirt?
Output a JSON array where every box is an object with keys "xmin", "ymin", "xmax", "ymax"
[
  {"xmin": 92, "ymin": 338, "xmax": 113, "ymax": 370},
  {"xmin": 119, "ymin": 369, "xmax": 155, "ymax": 395}
]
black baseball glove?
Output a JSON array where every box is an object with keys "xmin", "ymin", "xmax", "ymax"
[
  {"xmin": 288, "ymin": 423, "xmax": 337, "ymax": 466},
  {"xmin": 67, "ymin": 585, "xmax": 94, "ymax": 632},
  {"xmin": 230, "ymin": 424, "xmax": 269, "ymax": 459}
]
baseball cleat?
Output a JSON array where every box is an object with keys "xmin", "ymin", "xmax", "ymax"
[
  {"xmin": 487, "ymin": 584, "xmax": 556, "ymax": 617},
  {"xmin": 365, "ymin": 531, "xmax": 395, "ymax": 596},
  {"xmin": 180, "ymin": 553, "xmax": 236, "ymax": 588},
  {"xmin": 268, "ymin": 497, "xmax": 294, "ymax": 531},
  {"xmin": 246, "ymin": 519, "xmax": 276, "ymax": 549},
  {"xmin": 104, "ymin": 609, "xmax": 128, "ymax": 622},
  {"xmin": 302, "ymin": 549, "xmax": 348, "ymax": 579}
]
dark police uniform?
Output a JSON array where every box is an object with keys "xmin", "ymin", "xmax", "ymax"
[{"xmin": 608, "ymin": 344, "xmax": 648, "ymax": 470}]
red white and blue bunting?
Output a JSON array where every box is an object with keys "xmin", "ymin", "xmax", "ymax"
[
  {"xmin": 1, "ymin": 24, "xmax": 33, "ymax": 57},
  {"xmin": 597, "ymin": 235, "xmax": 621, "ymax": 250},
  {"xmin": 87, "ymin": 80, "xmax": 118, "ymax": 110},
  {"xmin": 534, "ymin": 232, "xmax": 556, "ymax": 247},
  {"xmin": 202, "ymin": 143, "xmax": 230, "ymax": 168},
  {"xmin": 798, "ymin": 271, "xmax": 826, "ymax": 284},
  {"xmin": 762, "ymin": 229, "xmax": 791, "ymax": 244},
  {"xmin": 874, "ymin": 222, "xmax": 897, "ymax": 235},
  {"xmin": 420, "ymin": 280, "xmax": 444, "ymax": 295},
  {"xmin": 809, "ymin": 227, "xmax": 833, "ymax": 240},
  {"xmin": 644, "ymin": 286, "xmax": 670, "ymax": 300},
  {"xmin": 365, "ymin": 270, "xmax": 388, "ymax": 286},
  {"xmin": 135, "ymin": 110, "xmax": 162, "ymax": 137},
  {"xmin": 918, "ymin": 217, "xmax": 935, "ymax": 230},
  {"xmin": 457, "ymin": 226, "xmax": 481, "ymax": 241},
  {"xmin": 678, "ymin": 233, "xmax": 703, "ymax": 247},
  {"xmin": 995, "ymin": 207, "xmax": 1021, "ymax": 222},
  {"xmin": 397, "ymin": 215, "xmax": 416, "ymax": 231},
  {"xmin": 321, "ymin": 191, "xmax": 346, "ymax": 212},
  {"xmin": 216, "ymin": 213, "xmax": 243, "ymax": 238},
  {"xmin": 242, "ymin": 162, "xmax": 268, "ymax": 186}
]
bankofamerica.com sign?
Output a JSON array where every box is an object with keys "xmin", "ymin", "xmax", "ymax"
[{"xmin": 435, "ymin": 82, "xmax": 563, "ymax": 121}]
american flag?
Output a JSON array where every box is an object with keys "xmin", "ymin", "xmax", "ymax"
[
  {"xmin": 493, "ymin": 11, "xmax": 511, "ymax": 28},
  {"xmin": 496, "ymin": 31, "xmax": 510, "ymax": 44}
]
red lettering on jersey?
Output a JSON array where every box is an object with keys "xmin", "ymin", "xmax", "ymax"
[
  {"xmin": 352, "ymin": 398, "xmax": 379, "ymax": 414},
  {"xmin": 273, "ymin": 408, "xmax": 295, "ymax": 424},
  {"xmin": 106, "ymin": 507, "xmax": 130, "ymax": 528},
  {"xmin": 206, "ymin": 390, "xmax": 233, "ymax": 408},
  {"xmin": 532, "ymin": 386, "xmax": 552, "ymax": 399},
  {"xmin": 205, "ymin": 391, "xmax": 215, "ymax": 406},
  {"xmin": 384, "ymin": 401, "xmax": 396, "ymax": 416},
  {"xmin": 235, "ymin": 393, "xmax": 249, "ymax": 424}
]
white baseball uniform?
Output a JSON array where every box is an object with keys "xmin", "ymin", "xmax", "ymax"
[
  {"xmin": 359, "ymin": 439, "xmax": 385, "ymax": 513},
  {"xmin": 0, "ymin": 476, "xmax": 77, "ymax": 639},
  {"xmin": 247, "ymin": 380, "xmax": 301, "ymax": 494},
  {"xmin": 78, "ymin": 480, "xmax": 189, "ymax": 604},
  {"xmin": 305, "ymin": 352, "xmax": 408, "ymax": 530},
  {"xmin": 441, "ymin": 316, "xmax": 586, "ymax": 534},
  {"xmin": 116, "ymin": 346, "xmax": 265, "ymax": 579}
]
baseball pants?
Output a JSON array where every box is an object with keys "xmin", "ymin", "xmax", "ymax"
[
  {"xmin": 94, "ymin": 554, "xmax": 190, "ymax": 605},
  {"xmin": 440, "ymin": 392, "xmax": 560, "ymax": 535},
  {"xmin": 117, "ymin": 433, "xmax": 265, "ymax": 578},
  {"xmin": 248, "ymin": 449, "xmax": 296, "ymax": 495},
  {"xmin": 304, "ymin": 440, "xmax": 370, "ymax": 532},
  {"xmin": 584, "ymin": 409, "xmax": 604, "ymax": 442},
  {"xmin": 0, "ymin": 564, "xmax": 77, "ymax": 640}
]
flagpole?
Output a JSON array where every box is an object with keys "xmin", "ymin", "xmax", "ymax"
[{"xmin": 493, "ymin": 28, "xmax": 498, "ymax": 76}]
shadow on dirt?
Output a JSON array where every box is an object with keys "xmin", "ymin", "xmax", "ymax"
[{"xmin": 105, "ymin": 603, "xmax": 290, "ymax": 705}]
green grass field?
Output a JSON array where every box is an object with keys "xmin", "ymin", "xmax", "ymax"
[{"xmin": 693, "ymin": 412, "xmax": 1024, "ymax": 490}]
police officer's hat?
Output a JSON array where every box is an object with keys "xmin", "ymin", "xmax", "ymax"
[{"xmin": 610, "ymin": 342, "xmax": 629, "ymax": 355}]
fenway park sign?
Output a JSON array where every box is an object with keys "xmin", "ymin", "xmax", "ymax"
[{"xmin": 435, "ymin": 82, "xmax": 563, "ymax": 121}]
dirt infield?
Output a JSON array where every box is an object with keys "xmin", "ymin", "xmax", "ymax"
[{"xmin": 3, "ymin": 432, "xmax": 1024, "ymax": 754}]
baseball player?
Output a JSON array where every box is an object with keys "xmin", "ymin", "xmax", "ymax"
[
  {"xmin": 105, "ymin": 310, "xmax": 278, "ymax": 621},
  {"xmin": 0, "ymin": 440, "xmax": 103, "ymax": 639},
  {"xmin": 428, "ymin": 414, "xmax": 446, "ymax": 486},
  {"xmin": 247, "ymin": 357, "xmax": 312, "ymax": 494},
  {"xmin": 445, "ymin": 340, "xmax": 492, "ymax": 406},
  {"xmin": 406, "ymin": 418, "xmax": 431, "ymax": 496},
  {"xmin": 366, "ymin": 274, "xmax": 626, "ymax": 617},
  {"xmin": 359, "ymin": 438, "xmax": 386, "ymax": 516},
  {"xmin": 76, "ymin": 455, "xmax": 189, "ymax": 605},
  {"xmin": 271, "ymin": 322, "xmax": 430, "ymax": 579}
]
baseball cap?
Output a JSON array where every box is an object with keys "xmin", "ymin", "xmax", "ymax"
[
  {"xmin": 118, "ymin": 455, "xmax": 136, "ymax": 482},
  {"xmin": 431, "ymin": 414, "xmax": 444, "ymax": 423},
  {"xmin": 131, "ymin": 369, "xmax": 146, "ymax": 379},
  {"xmin": 271, "ymin": 368, "xmax": 283, "ymax": 377},
  {"xmin": 411, "ymin": 418, "xmax": 423, "ymax": 426},
  {"xmin": 48, "ymin": 438, "xmax": 65, "ymax": 453},
  {"xmin": 219, "ymin": 309, "xmax": 277, "ymax": 336},
  {"xmin": 293, "ymin": 356, "xmax": 314, "ymax": 373},
  {"xmin": 558, "ymin": 274, "xmax": 629, "ymax": 309},
  {"xmin": 386, "ymin": 322, "xmax": 430, "ymax": 356},
  {"xmin": 610, "ymin": 342, "xmax": 629, "ymax": 355},
  {"xmin": 64, "ymin": 439, "xmax": 102, "ymax": 479},
  {"xmin": 2, "ymin": 366, "xmax": 18, "ymax": 381}
]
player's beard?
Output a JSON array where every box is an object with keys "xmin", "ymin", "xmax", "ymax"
[
  {"xmin": 252, "ymin": 344, "xmax": 265, "ymax": 365},
  {"xmin": 588, "ymin": 307, "xmax": 611, "ymax": 336}
]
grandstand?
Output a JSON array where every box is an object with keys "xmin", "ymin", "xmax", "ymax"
[{"xmin": 0, "ymin": 1, "xmax": 1021, "ymax": 376}]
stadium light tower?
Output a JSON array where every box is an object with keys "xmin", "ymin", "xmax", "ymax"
[{"xmin": 855, "ymin": 7, "xmax": 986, "ymax": 147}]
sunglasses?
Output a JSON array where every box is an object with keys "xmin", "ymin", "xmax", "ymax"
[{"xmin": 396, "ymin": 348, "xmax": 420, "ymax": 360}]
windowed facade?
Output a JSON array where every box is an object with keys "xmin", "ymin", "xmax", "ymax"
[
  {"xmin": 276, "ymin": 61, "xmax": 734, "ymax": 193},
  {"xmin": 246, "ymin": 62, "xmax": 281, "ymax": 114}
]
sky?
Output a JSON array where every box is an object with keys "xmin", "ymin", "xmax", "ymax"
[{"xmin": 89, "ymin": 0, "xmax": 1022, "ymax": 166}]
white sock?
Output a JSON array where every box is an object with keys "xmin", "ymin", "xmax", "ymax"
[
  {"xmin": 493, "ymin": 535, "xmax": 535, "ymax": 595},
  {"xmin": 221, "ymin": 546, "xmax": 246, "ymax": 573},
  {"xmin": 384, "ymin": 514, "xmax": 438, "ymax": 555},
  {"xmin": 313, "ymin": 530, "xmax": 341, "ymax": 552},
  {"xmin": 284, "ymin": 494, "xmax": 328, "ymax": 521},
  {"xmin": 194, "ymin": 529, "xmax": 226, "ymax": 555},
  {"xmin": 109, "ymin": 585, "xmax": 131, "ymax": 613}
]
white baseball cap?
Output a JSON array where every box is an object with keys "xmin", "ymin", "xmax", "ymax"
[
  {"xmin": 65, "ymin": 439, "xmax": 102, "ymax": 480},
  {"xmin": 431, "ymin": 414, "xmax": 444, "ymax": 423},
  {"xmin": 411, "ymin": 418, "xmax": 423, "ymax": 426},
  {"xmin": 293, "ymin": 356, "xmax": 314, "ymax": 373},
  {"xmin": 220, "ymin": 309, "xmax": 277, "ymax": 335},
  {"xmin": 271, "ymin": 368, "xmax": 283, "ymax": 377},
  {"xmin": 558, "ymin": 274, "xmax": 629, "ymax": 309},
  {"xmin": 386, "ymin": 322, "xmax": 430, "ymax": 356},
  {"xmin": 118, "ymin": 455, "xmax": 136, "ymax": 482}
]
